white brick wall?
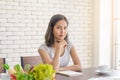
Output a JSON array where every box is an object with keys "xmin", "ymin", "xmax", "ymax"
[{"xmin": 0, "ymin": 0, "xmax": 93, "ymax": 68}]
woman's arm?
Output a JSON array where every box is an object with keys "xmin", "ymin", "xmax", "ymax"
[
  {"xmin": 38, "ymin": 47, "xmax": 61, "ymax": 71},
  {"xmin": 59, "ymin": 46, "xmax": 82, "ymax": 72}
]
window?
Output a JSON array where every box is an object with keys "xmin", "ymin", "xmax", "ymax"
[{"xmin": 113, "ymin": 0, "xmax": 120, "ymax": 69}]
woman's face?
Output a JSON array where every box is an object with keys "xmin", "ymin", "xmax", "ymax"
[{"xmin": 53, "ymin": 20, "xmax": 68, "ymax": 41}]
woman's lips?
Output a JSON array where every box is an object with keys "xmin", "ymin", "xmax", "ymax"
[{"xmin": 59, "ymin": 35, "xmax": 64, "ymax": 37}]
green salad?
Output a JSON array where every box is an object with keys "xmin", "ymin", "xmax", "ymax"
[{"xmin": 3, "ymin": 63, "xmax": 56, "ymax": 80}]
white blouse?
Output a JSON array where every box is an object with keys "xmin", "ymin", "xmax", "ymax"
[{"xmin": 39, "ymin": 42, "xmax": 73, "ymax": 67}]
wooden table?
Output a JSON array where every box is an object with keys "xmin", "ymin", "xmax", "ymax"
[
  {"xmin": 56, "ymin": 67, "xmax": 120, "ymax": 80},
  {"xmin": 0, "ymin": 67, "xmax": 120, "ymax": 80}
]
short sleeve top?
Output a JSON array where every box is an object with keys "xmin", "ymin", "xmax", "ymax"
[{"xmin": 39, "ymin": 42, "xmax": 73, "ymax": 67}]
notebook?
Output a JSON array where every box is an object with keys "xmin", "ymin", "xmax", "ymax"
[{"xmin": 57, "ymin": 70, "xmax": 83, "ymax": 77}]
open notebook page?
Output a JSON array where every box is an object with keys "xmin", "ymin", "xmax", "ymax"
[{"xmin": 57, "ymin": 70, "xmax": 83, "ymax": 77}]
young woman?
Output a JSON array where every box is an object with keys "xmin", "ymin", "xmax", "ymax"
[{"xmin": 38, "ymin": 14, "xmax": 82, "ymax": 72}]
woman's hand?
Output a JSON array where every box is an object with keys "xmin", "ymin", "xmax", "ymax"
[
  {"xmin": 55, "ymin": 40, "xmax": 67, "ymax": 56},
  {"xmin": 56, "ymin": 40, "xmax": 67, "ymax": 48}
]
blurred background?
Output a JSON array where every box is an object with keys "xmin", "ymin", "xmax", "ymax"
[{"xmin": 0, "ymin": 0, "xmax": 119, "ymax": 70}]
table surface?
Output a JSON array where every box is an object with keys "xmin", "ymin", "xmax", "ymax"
[
  {"xmin": 56, "ymin": 67, "xmax": 120, "ymax": 80},
  {"xmin": 0, "ymin": 67, "xmax": 120, "ymax": 80}
]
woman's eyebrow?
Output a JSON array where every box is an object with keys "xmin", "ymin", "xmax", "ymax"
[
  {"xmin": 56, "ymin": 24, "xmax": 67, "ymax": 28},
  {"xmin": 56, "ymin": 24, "xmax": 62, "ymax": 27}
]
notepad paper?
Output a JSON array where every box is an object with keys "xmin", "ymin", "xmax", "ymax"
[
  {"xmin": 57, "ymin": 70, "xmax": 83, "ymax": 77},
  {"xmin": 88, "ymin": 77, "xmax": 120, "ymax": 80}
]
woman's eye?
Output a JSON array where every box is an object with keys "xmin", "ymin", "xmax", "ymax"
[
  {"xmin": 57, "ymin": 27, "xmax": 60, "ymax": 29},
  {"xmin": 64, "ymin": 27, "xmax": 67, "ymax": 29}
]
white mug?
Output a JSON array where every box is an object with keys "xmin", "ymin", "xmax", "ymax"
[
  {"xmin": 98, "ymin": 65, "xmax": 109, "ymax": 72},
  {"xmin": 0, "ymin": 73, "xmax": 10, "ymax": 80}
]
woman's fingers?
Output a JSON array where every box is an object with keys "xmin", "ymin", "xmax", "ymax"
[{"xmin": 56, "ymin": 40, "xmax": 67, "ymax": 47}]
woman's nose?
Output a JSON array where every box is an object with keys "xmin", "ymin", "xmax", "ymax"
[{"xmin": 60, "ymin": 28, "xmax": 64, "ymax": 33}]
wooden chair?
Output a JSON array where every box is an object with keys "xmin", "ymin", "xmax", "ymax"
[
  {"xmin": 0, "ymin": 58, "xmax": 5, "ymax": 73},
  {"xmin": 21, "ymin": 56, "xmax": 43, "ymax": 68}
]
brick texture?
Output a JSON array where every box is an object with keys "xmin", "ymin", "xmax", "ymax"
[{"xmin": 0, "ymin": 0, "xmax": 93, "ymax": 68}]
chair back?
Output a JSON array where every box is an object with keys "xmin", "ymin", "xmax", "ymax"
[
  {"xmin": 0, "ymin": 58, "xmax": 5, "ymax": 73},
  {"xmin": 21, "ymin": 56, "xmax": 43, "ymax": 68}
]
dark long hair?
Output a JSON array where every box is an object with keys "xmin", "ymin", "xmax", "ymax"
[{"xmin": 45, "ymin": 14, "xmax": 69, "ymax": 47}]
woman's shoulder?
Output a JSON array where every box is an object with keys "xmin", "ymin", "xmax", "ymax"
[
  {"xmin": 39, "ymin": 43, "xmax": 49, "ymax": 51},
  {"xmin": 68, "ymin": 40, "xmax": 73, "ymax": 46},
  {"xmin": 67, "ymin": 41, "xmax": 73, "ymax": 50},
  {"xmin": 40, "ymin": 43, "xmax": 47, "ymax": 47}
]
